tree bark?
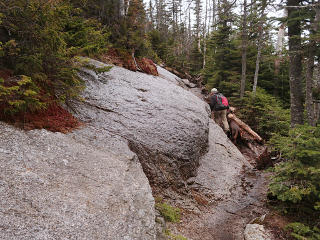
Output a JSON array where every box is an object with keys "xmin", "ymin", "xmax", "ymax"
[
  {"xmin": 252, "ymin": 0, "xmax": 267, "ymax": 96},
  {"xmin": 305, "ymin": 43, "xmax": 316, "ymax": 126},
  {"xmin": 252, "ymin": 43, "xmax": 262, "ymax": 96},
  {"xmin": 203, "ymin": 0, "xmax": 208, "ymax": 68},
  {"xmin": 119, "ymin": 0, "xmax": 125, "ymax": 17},
  {"xmin": 274, "ymin": 9, "xmax": 287, "ymax": 96},
  {"xmin": 240, "ymin": 0, "xmax": 248, "ymax": 99},
  {"xmin": 274, "ymin": 23, "xmax": 285, "ymax": 74},
  {"xmin": 306, "ymin": 7, "xmax": 320, "ymax": 126},
  {"xmin": 287, "ymin": 0, "xmax": 304, "ymax": 126},
  {"xmin": 314, "ymin": 64, "xmax": 320, "ymax": 125}
]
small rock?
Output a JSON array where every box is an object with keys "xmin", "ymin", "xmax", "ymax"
[{"xmin": 244, "ymin": 224, "xmax": 273, "ymax": 240}]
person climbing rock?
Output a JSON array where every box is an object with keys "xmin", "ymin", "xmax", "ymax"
[{"xmin": 209, "ymin": 88, "xmax": 230, "ymax": 133}]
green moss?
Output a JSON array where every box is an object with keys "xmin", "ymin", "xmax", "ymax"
[{"xmin": 156, "ymin": 202, "xmax": 181, "ymax": 223}]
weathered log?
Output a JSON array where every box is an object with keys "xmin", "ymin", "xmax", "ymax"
[{"xmin": 227, "ymin": 113, "xmax": 263, "ymax": 143}]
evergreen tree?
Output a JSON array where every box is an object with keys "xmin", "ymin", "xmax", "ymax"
[{"xmin": 203, "ymin": 23, "xmax": 241, "ymax": 96}]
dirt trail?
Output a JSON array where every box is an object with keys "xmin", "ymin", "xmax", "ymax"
[{"xmin": 171, "ymin": 167, "xmax": 271, "ymax": 240}]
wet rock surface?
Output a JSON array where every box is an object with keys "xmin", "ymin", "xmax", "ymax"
[
  {"xmin": 0, "ymin": 123, "xmax": 155, "ymax": 240},
  {"xmin": 166, "ymin": 121, "xmax": 273, "ymax": 240},
  {"xmin": 172, "ymin": 162, "xmax": 272, "ymax": 240}
]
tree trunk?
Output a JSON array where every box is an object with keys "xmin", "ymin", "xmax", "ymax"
[
  {"xmin": 252, "ymin": 0, "xmax": 267, "ymax": 96},
  {"xmin": 119, "ymin": 0, "xmax": 125, "ymax": 17},
  {"xmin": 203, "ymin": 0, "xmax": 208, "ymax": 68},
  {"xmin": 195, "ymin": 0, "xmax": 202, "ymax": 53},
  {"xmin": 306, "ymin": 7, "xmax": 320, "ymax": 126},
  {"xmin": 274, "ymin": 23, "xmax": 285, "ymax": 75},
  {"xmin": 314, "ymin": 64, "xmax": 320, "ymax": 125},
  {"xmin": 212, "ymin": 0, "xmax": 216, "ymax": 30},
  {"xmin": 274, "ymin": 9, "xmax": 287, "ymax": 96},
  {"xmin": 252, "ymin": 42, "xmax": 262, "ymax": 96},
  {"xmin": 125, "ymin": 0, "xmax": 131, "ymax": 16},
  {"xmin": 240, "ymin": 0, "xmax": 248, "ymax": 99},
  {"xmin": 305, "ymin": 43, "xmax": 316, "ymax": 126},
  {"xmin": 149, "ymin": 0, "xmax": 154, "ymax": 27},
  {"xmin": 287, "ymin": 0, "xmax": 304, "ymax": 126}
]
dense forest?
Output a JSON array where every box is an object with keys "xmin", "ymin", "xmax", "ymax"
[{"xmin": 0, "ymin": 0, "xmax": 319, "ymax": 239}]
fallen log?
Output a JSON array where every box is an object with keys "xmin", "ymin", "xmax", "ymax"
[
  {"xmin": 225, "ymin": 111, "xmax": 272, "ymax": 169},
  {"xmin": 227, "ymin": 113, "xmax": 263, "ymax": 143}
]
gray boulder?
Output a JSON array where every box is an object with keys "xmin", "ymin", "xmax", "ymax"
[
  {"xmin": 74, "ymin": 59, "xmax": 210, "ymax": 189},
  {"xmin": 194, "ymin": 121, "xmax": 252, "ymax": 200},
  {"xmin": 0, "ymin": 123, "xmax": 155, "ymax": 240}
]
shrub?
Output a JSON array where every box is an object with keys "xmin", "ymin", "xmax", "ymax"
[
  {"xmin": 268, "ymin": 125, "xmax": 320, "ymax": 229},
  {"xmin": 0, "ymin": 76, "xmax": 44, "ymax": 116},
  {"xmin": 231, "ymin": 88, "xmax": 290, "ymax": 140},
  {"xmin": 285, "ymin": 222, "xmax": 320, "ymax": 240},
  {"xmin": 0, "ymin": 0, "xmax": 110, "ymax": 119}
]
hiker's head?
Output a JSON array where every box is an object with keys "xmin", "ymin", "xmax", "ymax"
[{"xmin": 211, "ymin": 88, "xmax": 218, "ymax": 94}]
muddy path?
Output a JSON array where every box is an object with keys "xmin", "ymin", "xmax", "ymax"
[
  {"xmin": 171, "ymin": 169, "xmax": 271, "ymax": 240},
  {"xmin": 205, "ymin": 170, "xmax": 270, "ymax": 240}
]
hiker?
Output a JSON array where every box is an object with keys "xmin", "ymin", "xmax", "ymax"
[{"xmin": 209, "ymin": 88, "xmax": 230, "ymax": 133}]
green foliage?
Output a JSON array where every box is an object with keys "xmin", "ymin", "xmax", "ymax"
[
  {"xmin": 148, "ymin": 29, "xmax": 168, "ymax": 61},
  {"xmin": 74, "ymin": 57, "xmax": 112, "ymax": 74},
  {"xmin": 0, "ymin": 76, "xmax": 44, "ymax": 115},
  {"xmin": 268, "ymin": 125, "xmax": 320, "ymax": 226},
  {"xmin": 269, "ymin": 125, "xmax": 320, "ymax": 165},
  {"xmin": 148, "ymin": 27, "xmax": 196, "ymax": 74},
  {"xmin": 84, "ymin": 64, "xmax": 112, "ymax": 74},
  {"xmin": 114, "ymin": 0, "xmax": 155, "ymax": 59},
  {"xmin": 233, "ymin": 88, "xmax": 290, "ymax": 140},
  {"xmin": 188, "ymin": 43, "xmax": 203, "ymax": 76},
  {"xmin": 156, "ymin": 202, "xmax": 181, "ymax": 223},
  {"xmin": 0, "ymin": 0, "xmax": 111, "ymax": 116},
  {"xmin": 202, "ymin": 24, "xmax": 241, "ymax": 93},
  {"xmin": 63, "ymin": 15, "xmax": 110, "ymax": 56},
  {"xmin": 285, "ymin": 222, "xmax": 320, "ymax": 240}
]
